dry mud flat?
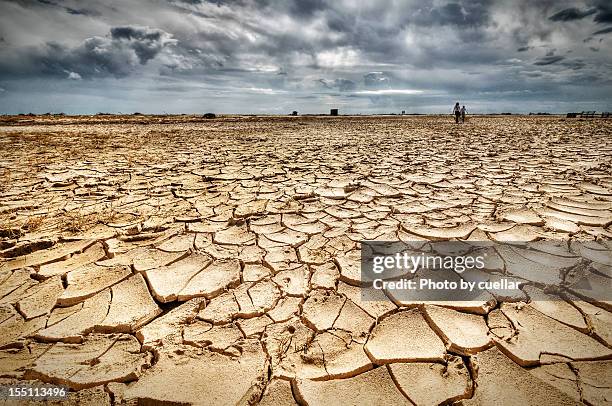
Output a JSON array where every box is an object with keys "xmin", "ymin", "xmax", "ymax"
[{"xmin": 0, "ymin": 114, "xmax": 611, "ymax": 405}]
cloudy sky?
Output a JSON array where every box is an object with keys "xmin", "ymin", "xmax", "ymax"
[{"xmin": 0, "ymin": 0, "xmax": 611, "ymax": 114}]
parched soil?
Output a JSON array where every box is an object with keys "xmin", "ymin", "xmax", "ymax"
[{"xmin": 0, "ymin": 115, "xmax": 611, "ymax": 405}]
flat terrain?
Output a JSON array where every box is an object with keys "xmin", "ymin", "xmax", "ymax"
[{"xmin": 0, "ymin": 115, "xmax": 611, "ymax": 405}]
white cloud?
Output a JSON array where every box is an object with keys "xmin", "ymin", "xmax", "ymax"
[
  {"xmin": 67, "ymin": 71, "xmax": 82, "ymax": 80},
  {"xmin": 316, "ymin": 47, "xmax": 361, "ymax": 68},
  {"xmin": 243, "ymin": 87, "xmax": 286, "ymax": 95},
  {"xmin": 353, "ymin": 89, "xmax": 424, "ymax": 95}
]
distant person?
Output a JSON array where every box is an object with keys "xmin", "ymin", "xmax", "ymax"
[
  {"xmin": 461, "ymin": 105, "xmax": 467, "ymax": 123},
  {"xmin": 453, "ymin": 102, "xmax": 461, "ymax": 123}
]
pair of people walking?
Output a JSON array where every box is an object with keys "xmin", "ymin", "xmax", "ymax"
[{"xmin": 453, "ymin": 102, "xmax": 467, "ymax": 123}]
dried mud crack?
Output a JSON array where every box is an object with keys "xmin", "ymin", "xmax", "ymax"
[{"xmin": 0, "ymin": 115, "xmax": 611, "ymax": 405}]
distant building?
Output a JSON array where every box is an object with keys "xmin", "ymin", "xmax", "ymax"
[{"xmin": 330, "ymin": 109, "xmax": 338, "ymax": 116}]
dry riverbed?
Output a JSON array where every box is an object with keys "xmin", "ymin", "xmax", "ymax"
[{"xmin": 0, "ymin": 115, "xmax": 611, "ymax": 405}]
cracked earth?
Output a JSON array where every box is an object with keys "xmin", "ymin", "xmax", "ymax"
[{"xmin": 0, "ymin": 115, "xmax": 611, "ymax": 405}]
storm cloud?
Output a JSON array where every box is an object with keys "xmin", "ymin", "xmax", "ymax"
[
  {"xmin": 0, "ymin": 0, "xmax": 610, "ymax": 114},
  {"xmin": 592, "ymin": 0, "xmax": 612, "ymax": 23},
  {"xmin": 549, "ymin": 7, "xmax": 596, "ymax": 22},
  {"xmin": 593, "ymin": 26, "xmax": 612, "ymax": 36},
  {"xmin": 534, "ymin": 55, "xmax": 566, "ymax": 65},
  {"xmin": 0, "ymin": 24, "xmax": 176, "ymax": 79}
]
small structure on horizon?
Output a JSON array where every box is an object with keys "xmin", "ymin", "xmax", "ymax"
[
  {"xmin": 565, "ymin": 111, "xmax": 610, "ymax": 118},
  {"xmin": 330, "ymin": 108, "xmax": 338, "ymax": 116},
  {"xmin": 581, "ymin": 111, "xmax": 596, "ymax": 118},
  {"xmin": 401, "ymin": 110, "xmax": 405, "ymax": 115},
  {"xmin": 291, "ymin": 111, "xmax": 298, "ymax": 116}
]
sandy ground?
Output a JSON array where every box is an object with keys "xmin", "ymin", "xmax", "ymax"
[{"xmin": 0, "ymin": 115, "xmax": 611, "ymax": 405}]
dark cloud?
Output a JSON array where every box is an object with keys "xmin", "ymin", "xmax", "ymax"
[
  {"xmin": 592, "ymin": 0, "xmax": 612, "ymax": 23},
  {"xmin": 0, "ymin": 0, "xmax": 610, "ymax": 113},
  {"xmin": 405, "ymin": 1, "xmax": 490, "ymax": 27},
  {"xmin": 110, "ymin": 27, "xmax": 173, "ymax": 63},
  {"xmin": 592, "ymin": 26, "xmax": 612, "ymax": 35},
  {"xmin": 0, "ymin": 26, "xmax": 175, "ymax": 79},
  {"xmin": 27, "ymin": 0, "xmax": 99, "ymax": 16},
  {"xmin": 533, "ymin": 56, "xmax": 565, "ymax": 65},
  {"xmin": 325, "ymin": 11, "xmax": 355, "ymax": 32},
  {"xmin": 65, "ymin": 8, "xmax": 96, "ymax": 16},
  {"xmin": 549, "ymin": 7, "xmax": 596, "ymax": 22},
  {"xmin": 289, "ymin": 0, "xmax": 325, "ymax": 18},
  {"xmin": 562, "ymin": 59, "xmax": 586, "ymax": 70}
]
